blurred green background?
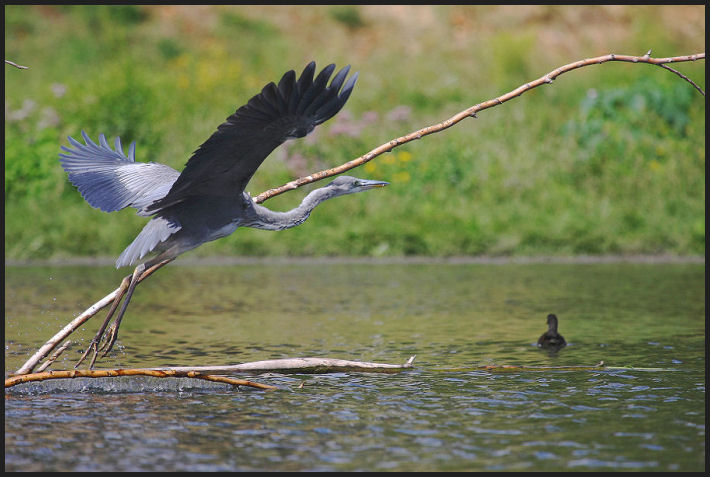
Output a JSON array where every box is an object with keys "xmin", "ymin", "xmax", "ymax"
[{"xmin": 4, "ymin": 5, "xmax": 705, "ymax": 261}]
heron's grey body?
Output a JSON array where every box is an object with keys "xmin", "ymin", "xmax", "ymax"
[
  {"xmin": 114, "ymin": 174, "xmax": 384, "ymax": 268},
  {"xmin": 57, "ymin": 62, "xmax": 387, "ymax": 366}
]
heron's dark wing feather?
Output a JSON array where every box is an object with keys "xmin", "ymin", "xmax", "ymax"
[
  {"xmin": 59, "ymin": 131, "xmax": 180, "ymax": 215},
  {"xmin": 146, "ymin": 62, "xmax": 358, "ymax": 214}
]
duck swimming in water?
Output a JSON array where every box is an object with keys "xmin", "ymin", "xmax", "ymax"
[{"xmin": 537, "ymin": 313, "xmax": 567, "ymax": 350}]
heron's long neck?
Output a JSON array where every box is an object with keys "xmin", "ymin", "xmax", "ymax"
[{"xmin": 245, "ymin": 187, "xmax": 336, "ymax": 231}]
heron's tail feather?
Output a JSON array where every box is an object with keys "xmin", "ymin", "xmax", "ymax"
[
  {"xmin": 115, "ymin": 216, "xmax": 181, "ymax": 268},
  {"xmin": 59, "ymin": 131, "xmax": 179, "ymax": 215}
]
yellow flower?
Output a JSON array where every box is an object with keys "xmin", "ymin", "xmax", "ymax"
[
  {"xmin": 648, "ymin": 159, "xmax": 662, "ymax": 172},
  {"xmin": 393, "ymin": 171, "xmax": 410, "ymax": 183},
  {"xmin": 173, "ymin": 53, "xmax": 191, "ymax": 69},
  {"xmin": 397, "ymin": 150, "xmax": 412, "ymax": 162}
]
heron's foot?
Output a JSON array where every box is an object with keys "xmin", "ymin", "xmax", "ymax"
[
  {"xmin": 75, "ymin": 338, "xmax": 101, "ymax": 369},
  {"xmin": 74, "ymin": 318, "xmax": 121, "ymax": 369},
  {"xmin": 73, "ymin": 273, "xmax": 133, "ymax": 369},
  {"xmin": 100, "ymin": 320, "xmax": 121, "ymax": 357}
]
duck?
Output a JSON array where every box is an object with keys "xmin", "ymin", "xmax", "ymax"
[{"xmin": 537, "ymin": 313, "xmax": 567, "ymax": 350}]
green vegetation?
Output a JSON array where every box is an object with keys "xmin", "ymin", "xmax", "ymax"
[{"xmin": 5, "ymin": 5, "xmax": 705, "ymax": 260}]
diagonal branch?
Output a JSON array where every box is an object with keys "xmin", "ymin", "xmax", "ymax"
[{"xmin": 254, "ymin": 51, "xmax": 705, "ymax": 204}]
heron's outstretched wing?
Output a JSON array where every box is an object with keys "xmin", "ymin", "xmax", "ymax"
[
  {"xmin": 145, "ymin": 61, "xmax": 358, "ymax": 214},
  {"xmin": 59, "ymin": 131, "xmax": 180, "ymax": 216}
]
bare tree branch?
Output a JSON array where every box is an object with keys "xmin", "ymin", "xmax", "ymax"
[
  {"xmin": 5, "ymin": 59, "xmax": 29, "ymax": 69},
  {"xmin": 254, "ymin": 52, "xmax": 705, "ymax": 204},
  {"xmin": 150, "ymin": 355, "xmax": 417, "ymax": 374},
  {"xmin": 5, "ymin": 368, "xmax": 278, "ymax": 390},
  {"xmin": 656, "ymin": 63, "xmax": 705, "ymax": 96},
  {"xmin": 35, "ymin": 340, "xmax": 71, "ymax": 373},
  {"xmin": 7, "ymin": 356, "xmax": 416, "ymax": 391}
]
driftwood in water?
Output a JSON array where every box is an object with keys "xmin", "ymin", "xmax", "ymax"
[
  {"xmin": 7, "ymin": 358, "xmax": 671, "ymax": 394},
  {"xmin": 5, "ymin": 356, "xmax": 417, "ymax": 391},
  {"xmin": 151, "ymin": 356, "xmax": 417, "ymax": 375},
  {"xmin": 5, "ymin": 368, "xmax": 278, "ymax": 391}
]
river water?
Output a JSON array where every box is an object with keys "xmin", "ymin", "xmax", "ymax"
[{"xmin": 4, "ymin": 259, "xmax": 705, "ymax": 471}]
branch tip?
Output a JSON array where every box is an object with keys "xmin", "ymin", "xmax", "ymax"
[{"xmin": 5, "ymin": 59, "xmax": 29, "ymax": 69}]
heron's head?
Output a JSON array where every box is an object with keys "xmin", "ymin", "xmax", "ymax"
[{"xmin": 325, "ymin": 175, "xmax": 389, "ymax": 197}]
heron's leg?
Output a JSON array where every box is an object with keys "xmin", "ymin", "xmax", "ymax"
[
  {"xmin": 100, "ymin": 257, "xmax": 175, "ymax": 358},
  {"xmin": 74, "ymin": 257, "xmax": 174, "ymax": 369},
  {"xmin": 74, "ymin": 273, "xmax": 133, "ymax": 368},
  {"xmin": 100, "ymin": 263, "xmax": 146, "ymax": 358}
]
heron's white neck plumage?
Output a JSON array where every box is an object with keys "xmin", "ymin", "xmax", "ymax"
[{"xmin": 244, "ymin": 187, "xmax": 338, "ymax": 231}]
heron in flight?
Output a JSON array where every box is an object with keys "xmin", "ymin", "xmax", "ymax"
[{"xmin": 59, "ymin": 62, "xmax": 388, "ymax": 367}]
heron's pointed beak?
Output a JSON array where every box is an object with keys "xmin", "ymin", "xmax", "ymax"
[{"xmin": 360, "ymin": 179, "xmax": 389, "ymax": 190}]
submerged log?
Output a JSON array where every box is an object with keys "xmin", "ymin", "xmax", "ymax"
[
  {"xmin": 5, "ymin": 369, "xmax": 278, "ymax": 390},
  {"xmin": 4, "ymin": 368, "xmax": 278, "ymax": 391},
  {"xmin": 151, "ymin": 356, "xmax": 417, "ymax": 375},
  {"xmin": 5, "ymin": 356, "xmax": 417, "ymax": 391}
]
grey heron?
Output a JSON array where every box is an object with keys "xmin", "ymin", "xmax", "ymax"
[
  {"xmin": 59, "ymin": 62, "xmax": 388, "ymax": 367},
  {"xmin": 537, "ymin": 313, "xmax": 567, "ymax": 350}
]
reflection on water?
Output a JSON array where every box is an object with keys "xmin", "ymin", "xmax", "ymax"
[{"xmin": 4, "ymin": 260, "xmax": 705, "ymax": 471}]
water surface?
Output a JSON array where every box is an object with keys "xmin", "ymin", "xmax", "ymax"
[{"xmin": 4, "ymin": 260, "xmax": 705, "ymax": 471}]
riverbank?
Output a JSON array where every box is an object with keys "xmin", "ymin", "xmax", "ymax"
[{"xmin": 5, "ymin": 254, "xmax": 704, "ymax": 267}]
